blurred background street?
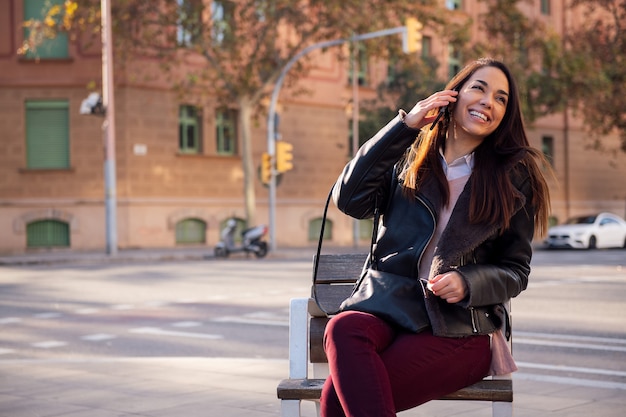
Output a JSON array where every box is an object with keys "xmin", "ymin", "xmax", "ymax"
[{"xmin": 1, "ymin": 247, "xmax": 625, "ymax": 416}]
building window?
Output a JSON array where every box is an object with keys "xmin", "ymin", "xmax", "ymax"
[
  {"xmin": 211, "ymin": 1, "xmax": 234, "ymax": 45},
  {"xmin": 216, "ymin": 108, "xmax": 237, "ymax": 155},
  {"xmin": 421, "ymin": 36, "xmax": 432, "ymax": 57},
  {"xmin": 548, "ymin": 215, "xmax": 558, "ymax": 228},
  {"xmin": 175, "ymin": 218, "xmax": 206, "ymax": 244},
  {"xmin": 448, "ymin": 45, "xmax": 461, "ymax": 79},
  {"xmin": 255, "ymin": 0, "xmax": 267, "ymax": 21},
  {"xmin": 541, "ymin": 0, "xmax": 551, "ymax": 15},
  {"xmin": 542, "ymin": 135, "xmax": 554, "ymax": 166},
  {"xmin": 176, "ymin": 0, "xmax": 204, "ymax": 47},
  {"xmin": 27, "ymin": 220, "xmax": 70, "ymax": 248},
  {"xmin": 446, "ymin": 0, "xmax": 462, "ymax": 10},
  {"xmin": 309, "ymin": 217, "xmax": 332, "ymax": 241},
  {"xmin": 25, "ymin": 100, "xmax": 70, "ymax": 169},
  {"xmin": 23, "ymin": 0, "xmax": 69, "ymax": 59},
  {"xmin": 358, "ymin": 219, "xmax": 374, "ymax": 240},
  {"xmin": 179, "ymin": 105, "xmax": 202, "ymax": 154}
]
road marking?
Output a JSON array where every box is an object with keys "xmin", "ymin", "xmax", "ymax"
[
  {"xmin": 516, "ymin": 331, "xmax": 626, "ymax": 345},
  {"xmin": 530, "ymin": 276, "xmax": 626, "ymax": 287},
  {"xmin": 516, "ymin": 338, "xmax": 626, "ymax": 352},
  {"xmin": 212, "ymin": 311, "xmax": 288, "ymax": 327},
  {"xmin": 129, "ymin": 327, "xmax": 223, "ymax": 340},
  {"xmin": 143, "ymin": 301, "xmax": 168, "ymax": 308},
  {"xmin": 0, "ymin": 317, "xmax": 21, "ymax": 324},
  {"xmin": 33, "ymin": 312, "xmax": 62, "ymax": 319},
  {"xmin": 171, "ymin": 321, "xmax": 202, "ymax": 328},
  {"xmin": 111, "ymin": 304, "xmax": 135, "ymax": 310},
  {"xmin": 515, "ymin": 331, "xmax": 626, "ymax": 352},
  {"xmin": 515, "ymin": 372, "xmax": 626, "ymax": 390},
  {"xmin": 81, "ymin": 333, "xmax": 117, "ymax": 341},
  {"xmin": 75, "ymin": 308, "xmax": 100, "ymax": 314},
  {"xmin": 517, "ymin": 361, "xmax": 626, "ymax": 378},
  {"xmin": 31, "ymin": 341, "xmax": 67, "ymax": 348}
]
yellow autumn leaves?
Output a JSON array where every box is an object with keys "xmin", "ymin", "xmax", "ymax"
[
  {"xmin": 19, "ymin": 1, "xmax": 78, "ymax": 55},
  {"xmin": 41, "ymin": 0, "xmax": 78, "ymax": 30}
]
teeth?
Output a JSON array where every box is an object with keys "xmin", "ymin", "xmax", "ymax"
[{"xmin": 470, "ymin": 111, "xmax": 487, "ymax": 121}]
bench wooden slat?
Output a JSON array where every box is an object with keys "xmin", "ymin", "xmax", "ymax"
[
  {"xmin": 309, "ymin": 317, "xmax": 330, "ymax": 363},
  {"xmin": 311, "ymin": 253, "xmax": 364, "ymax": 316},
  {"xmin": 438, "ymin": 379, "xmax": 513, "ymax": 402},
  {"xmin": 277, "ymin": 378, "xmax": 325, "ymax": 400},
  {"xmin": 277, "ymin": 378, "xmax": 513, "ymax": 402},
  {"xmin": 313, "ymin": 253, "xmax": 366, "ymax": 284},
  {"xmin": 311, "ymin": 285, "xmax": 355, "ymax": 316}
]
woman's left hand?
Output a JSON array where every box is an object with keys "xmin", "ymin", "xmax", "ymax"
[{"xmin": 428, "ymin": 271, "xmax": 467, "ymax": 304}]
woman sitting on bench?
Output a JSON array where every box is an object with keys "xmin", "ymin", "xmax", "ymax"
[{"xmin": 322, "ymin": 58, "xmax": 552, "ymax": 417}]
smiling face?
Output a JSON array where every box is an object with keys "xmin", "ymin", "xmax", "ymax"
[{"xmin": 451, "ymin": 66, "xmax": 510, "ymax": 144}]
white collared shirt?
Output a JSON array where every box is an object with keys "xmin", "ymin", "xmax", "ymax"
[{"xmin": 439, "ymin": 148, "xmax": 474, "ymax": 180}]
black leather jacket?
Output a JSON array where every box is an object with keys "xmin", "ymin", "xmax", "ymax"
[{"xmin": 332, "ymin": 115, "xmax": 535, "ymax": 337}]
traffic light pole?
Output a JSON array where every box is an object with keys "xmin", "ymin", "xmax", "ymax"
[
  {"xmin": 266, "ymin": 25, "xmax": 408, "ymax": 251},
  {"xmin": 102, "ymin": 0, "xmax": 118, "ymax": 256}
]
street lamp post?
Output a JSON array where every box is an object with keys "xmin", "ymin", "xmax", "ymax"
[
  {"xmin": 351, "ymin": 41, "xmax": 360, "ymax": 248},
  {"xmin": 102, "ymin": 0, "xmax": 117, "ymax": 255},
  {"xmin": 266, "ymin": 26, "xmax": 407, "ymax": 251}
]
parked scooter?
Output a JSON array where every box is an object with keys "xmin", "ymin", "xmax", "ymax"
[{"xmin": 214, "ymin": 219, "xmax": 269, "ymax": 258}]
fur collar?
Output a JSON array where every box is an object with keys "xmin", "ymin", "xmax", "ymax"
[{"xmin": 419, "ymin": 173, "xmax": 527, "ymax": 279}]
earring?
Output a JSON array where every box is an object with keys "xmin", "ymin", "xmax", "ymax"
[{"xmin": 451, "ymin": 117, "xmax": 458, "ymax": 140}]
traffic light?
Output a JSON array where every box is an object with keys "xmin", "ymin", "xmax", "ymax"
[
  {"xmin": 261, "ymin": 152, "xmax": 272, "ymax": 185},
  {"xmin": 403, "ymin": 17, "xmax": 423, "ymax": 54},
  {"xmin": 276, "ymin": 141, "xmax": 293, "ymax": 173}
]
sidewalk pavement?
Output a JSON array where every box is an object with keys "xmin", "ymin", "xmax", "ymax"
[
  {"xmin": 1, "ymin": 356, "xmax": 625, "ymax": 417},
  {"xmin": 1, "ymin": 248, "xmax": 625, "ymax": 416},
  {"xmin": 0, "ymin": 245, "xmax": 338, "ymax": 266},
  {"xmin": 0, "ymin": 244, "xmax": 554, "ymax": 266}
]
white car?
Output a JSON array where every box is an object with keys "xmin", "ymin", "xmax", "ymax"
[{"xmin": 545, "ymin": 212, "xmax": 626, "ymax": 249}]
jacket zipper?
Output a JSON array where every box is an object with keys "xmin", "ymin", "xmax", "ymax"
[
  {"xmin": 415, "ymin": 195, "xmax": 436, "ymax": 279},
  {"xmin": 470, "ymin": 307, "xmax": 479, "ymax": 333}
]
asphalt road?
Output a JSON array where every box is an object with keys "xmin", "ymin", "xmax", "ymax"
[{"xmin": 1, "ymin": 248, "xmax": 625, "ymax": 392}]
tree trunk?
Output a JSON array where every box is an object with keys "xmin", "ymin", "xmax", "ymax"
[{"xmin": 238, "ymin": 98, "xmax": 256, "ymax": 227}]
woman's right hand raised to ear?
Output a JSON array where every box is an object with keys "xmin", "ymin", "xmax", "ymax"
[{"xmin": 403, "ymin": 89, "xmax": 459, "ymax": 130}]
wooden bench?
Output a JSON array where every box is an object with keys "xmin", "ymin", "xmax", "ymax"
[{"xmin": 277, "ymin": 253, "xmax": 513, "ymax": 417}]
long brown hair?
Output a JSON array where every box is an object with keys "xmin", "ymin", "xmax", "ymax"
[{"xmin": 401, "ymin": 58, "xmax": 552, "ymax": 236}]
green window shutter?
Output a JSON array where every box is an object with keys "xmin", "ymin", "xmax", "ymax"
[
  {"xmin": 178, "ymin": 105, "xmax": 201, "ymax": 153},
  {"xmin": 216, "ymin": 109, "xmax": 237, "ymax": 155},
  {"xmin": 358, "ymin": 219, "xmax": 374, "ymax": 240},
  {"xmin": 23, "ymin": 0, "xmax": 69, "ymax": 59},
  {"xmin": 26, "ymin": 100, "xmax": 70, "ymax": 169},
  {"xmin": 26, "ymin": 220, "xmax": 70, "ymax": 248},
  {"xmin": 176, "ymin": 218, "xmax": 206, "ymax": 244},
  {"xmin": 309, "ymin": 218, "xmax": 332, "ymax": 241}
]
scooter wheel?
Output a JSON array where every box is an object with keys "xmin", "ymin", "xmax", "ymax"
[
  {"xmin": 214, "ymin": 246, "xmax": 229, "ymax": 258},
  {"xmin": 254, "ymin": 242, "xmax": 268, "ymax": 258}
]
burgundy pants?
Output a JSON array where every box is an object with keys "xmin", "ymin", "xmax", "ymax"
[{"xmin": 321, "ymin": 311, "xmax": 491, "ymax": 417}]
